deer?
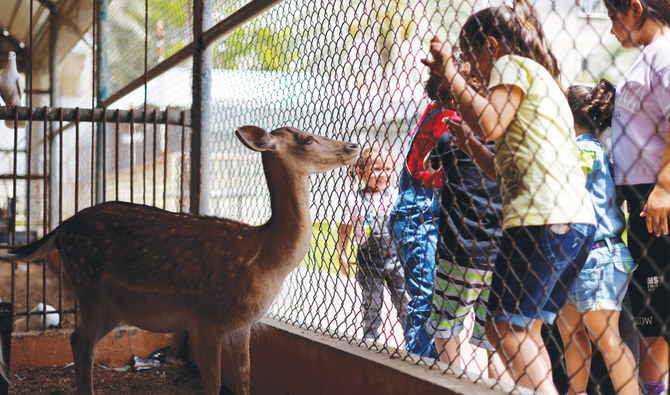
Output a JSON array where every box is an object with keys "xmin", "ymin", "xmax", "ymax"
[{"xmin": 0, "ymin": 125, "xmax": 360, "ymax": 395}]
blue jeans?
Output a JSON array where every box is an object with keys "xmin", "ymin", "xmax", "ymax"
[
  {"xmin": 488, "ymin": 223, "xmax": 595, "ymax": 329},
  {"xmin": 389, "ymin": 180, "xmax": 440, "ymax": 358}
]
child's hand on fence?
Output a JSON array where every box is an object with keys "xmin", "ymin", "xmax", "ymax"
[{"xmin": 421, "ymin": 36, "xmax": 456, "ymax": 80}]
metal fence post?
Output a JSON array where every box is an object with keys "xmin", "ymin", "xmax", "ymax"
[
  {"xmin": 48, "ymin": 10, "xmax": 59, "ymax": 229},
  {"xmin": 191, "ymin": 0, "xmax": 213, "ymax": 215},
  {"xmin": 95, "ymin": 0, "xmax": 109, "ymax": 205}
]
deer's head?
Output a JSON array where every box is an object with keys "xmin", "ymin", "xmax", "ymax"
[{"xmin": 235, "ymin": 126, "xmax": 360, "ymax": 175}]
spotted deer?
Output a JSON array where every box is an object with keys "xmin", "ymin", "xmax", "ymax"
[{"xmin": 0, "ymin": 125, "xmax": 360, "ymax": 395}]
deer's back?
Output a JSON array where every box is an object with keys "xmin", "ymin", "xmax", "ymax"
[{"xmin": 55, "ymin": 202, "xmax": 275, "ymax": 328}]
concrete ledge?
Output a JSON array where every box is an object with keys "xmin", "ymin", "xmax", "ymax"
[
  {"xmin": 220, "ymin": 318, "xmax": 520, "ymax": 395},
  {"xmin": 10, "ymin": 327, "xmax": 179, "ymax": 370}
]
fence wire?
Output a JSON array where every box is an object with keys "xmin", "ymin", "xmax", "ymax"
[{"xmin": 1, "ymin": 0, "xmax": 668, "ymax": 394}]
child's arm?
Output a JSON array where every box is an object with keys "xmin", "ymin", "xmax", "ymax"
[
  {"xmin": 336, "ymin": 223, "xmax": 355, "ymax": 276},
  {"xmin": 422, "ymin": 37, "xmax": 522, "ymax": 141},
  {"xmin": 444, "ymin": 117, "xmax": 496, "ymax": 180},
  {"xmin": 641, "ymin": 123, "xmax": 670, "ymax": 236}
]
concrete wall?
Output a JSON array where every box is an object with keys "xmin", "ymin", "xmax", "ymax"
[{"xmin": 220, "ymin": 318, "xmax": 523, "ymax": 395}]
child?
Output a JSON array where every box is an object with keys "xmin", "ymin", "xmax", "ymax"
[
  {"xmin": 337, "ymin": 145, "xmax": 410, "ymax": 341},
  {"xmin": 605, "ymin": 1, "xmax": 670, "ymax": 393},
  {"xmin": 388, "ymin": 69, "xmax": 461, "ymax": 358},
  {"xmin": 422, "ymin": 1, "xmax": 597, "ymax": 393},
  {"xmin": 424, "ymin": 69, "xmax": 505, "ymax": 378},
  {"xmin": 557, "ymin": 79, "xmax": 639, "ymax": 395}
]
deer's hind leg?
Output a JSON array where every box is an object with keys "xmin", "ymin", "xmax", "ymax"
[
  {"xmin": 70, "ymin": 290, "xmax": 121, "ymax": 395},
  {"xmin": 225, "ymin": 325, "xmax": 251, "ymax": 395},
  {"xmin": 190, "ymin": 324, "xmax": 226, "ymax": 395}
]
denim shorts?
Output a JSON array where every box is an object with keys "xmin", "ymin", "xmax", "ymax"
[
  {"xmin": 567, "ymin": 241, "xmax": 636, "ymax": 312},
  {"xmin": 488, "ymin": 223, "xmax": 595, "ymax": 329}
]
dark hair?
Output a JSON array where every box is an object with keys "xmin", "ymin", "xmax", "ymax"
[
  {"xmin": 605, "ymin": 0, "xmax": 670, "ymax": 28},
  {"xmin": 425, "ymin": 58, "xmax": 485, "ymax": 104},
  {"xmin": 567, "ymin": 79, "xmax": 616, "ymax": 134},
  {"xmin": 425, "ymin": 72, "xmax": 453, "ymax": 105},
  {"xmin": 458, "ymin": 0, "xmax": 560, "ymax": 79}
]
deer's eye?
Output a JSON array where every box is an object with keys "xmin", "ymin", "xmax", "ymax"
[{"xmin": 304, "ymin": 136, "xmax": 314, "ymax": 145}]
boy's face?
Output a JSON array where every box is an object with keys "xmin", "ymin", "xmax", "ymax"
[{"xmin": 363, "ymin": 155, "xmax": 393, "ymax": 192}]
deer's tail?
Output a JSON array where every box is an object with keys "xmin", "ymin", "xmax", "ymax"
[{"xmin": 0, "ymin": 227, "xmax": 58, "ymax": 262}]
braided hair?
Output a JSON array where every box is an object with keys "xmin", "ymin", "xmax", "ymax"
[{"xmin": 567, "ymin": 79, "xmax": 617, "ymax": 135}]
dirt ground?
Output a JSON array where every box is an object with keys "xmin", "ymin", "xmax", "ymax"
[{"xmin": 9, "ymin": 363, "xmax": 214, "ymax": 394}]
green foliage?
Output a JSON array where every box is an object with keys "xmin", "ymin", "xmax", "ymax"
[
  {"xmin": 300, "ymin": 222, "xmax": 356, "ymax": 277},
  {"xmin": 215, "ymin": 24, "xmax": 299, "ymax": 71}
]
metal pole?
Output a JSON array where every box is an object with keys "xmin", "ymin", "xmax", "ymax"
[
  {"xmin": 48, "ymin": 11, "xmax": 59, "ymax": 230},
  {"xmin": 95, "ymin": 0, "xmax": 109, "ymax": 204},
  {"xmin": 190, "ymin": 0, "xmax": 213, "ymax": 215}
]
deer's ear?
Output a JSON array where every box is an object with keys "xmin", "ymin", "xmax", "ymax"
[{"xmin": 235, "ymin": 126, "xmax": 277, "ymax": 152}]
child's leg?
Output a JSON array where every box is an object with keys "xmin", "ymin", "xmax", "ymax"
[
  {"xmin": 384, "ymin": 256, "xmax": 411, "ymax": 333},
  {"xmin": 486, "ymin": 319, "xmax": 558, "ymax": 395},
  {"xmin": 429, "ymin": 259, "xmax": 490, "ymax": 368},
  {"xmin": 557, "ymin": 303, "xmax": 592, "ymax": 395},
  {"xmin": 391, "ymin": 206, "xmax": 439, "ymax": 358},
  {"xmin": 434, "ymin": 337, "xmax": 462, "ymax": 368},
  {"xmin": 487, "ymin": 224, "xmax": 593, "ymax": 394},
  {"xmin": 583, "ymin": 310, "xmax": 639, "ymax": 395},
  {"xmin": 356, "ymin": 264, "xmax": 384, "ymax": 339},
  {"xmin": 486, "ymin": 349, "xmax": 509, "ymax": 382},
  {"xmin": 639, "ymin": 337, "xmax": 669, "ymax": 395}
]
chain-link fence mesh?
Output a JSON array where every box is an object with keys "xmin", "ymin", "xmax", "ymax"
[{"xmin": 1, "ymin": 0, "xmax": 669, "ymax": 393}]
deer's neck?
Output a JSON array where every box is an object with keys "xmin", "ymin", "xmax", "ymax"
[{"xmin": 261, "ymin": 155, "xmax": 313, "ymax": 265}]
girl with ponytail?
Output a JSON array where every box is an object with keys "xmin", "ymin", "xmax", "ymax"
[
  {"xmin": 558, "ymin": 79, "xmax": 639, "ymax": 395},
  {"xmin": 423, "ymin": 1, "xmax": 597, "ymax": 393}
]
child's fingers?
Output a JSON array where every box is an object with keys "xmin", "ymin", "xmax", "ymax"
[
  {"xmin": 640, "ymin": 209, "xmax": 653, "ymax": 234},
  {"xmin": 443, "ymin": 117, "xmax": 461, "ymax": 128},
  {"xmin": 641, "ymin": 208, "xmax": 670, "ymax": 236}
]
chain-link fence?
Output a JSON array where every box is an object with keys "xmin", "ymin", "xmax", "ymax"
[{"xmin": 1, "ymin": 0, "xmax": 669, "ymax": 393}]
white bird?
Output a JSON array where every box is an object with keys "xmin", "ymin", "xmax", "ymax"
[
  {"xmin": 0, "ymin": 51, "xmax": 26, "ymax": 128},
  {"xmin": 14, "ymin": 303, "xmax": 60, "ymax": 331}
]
